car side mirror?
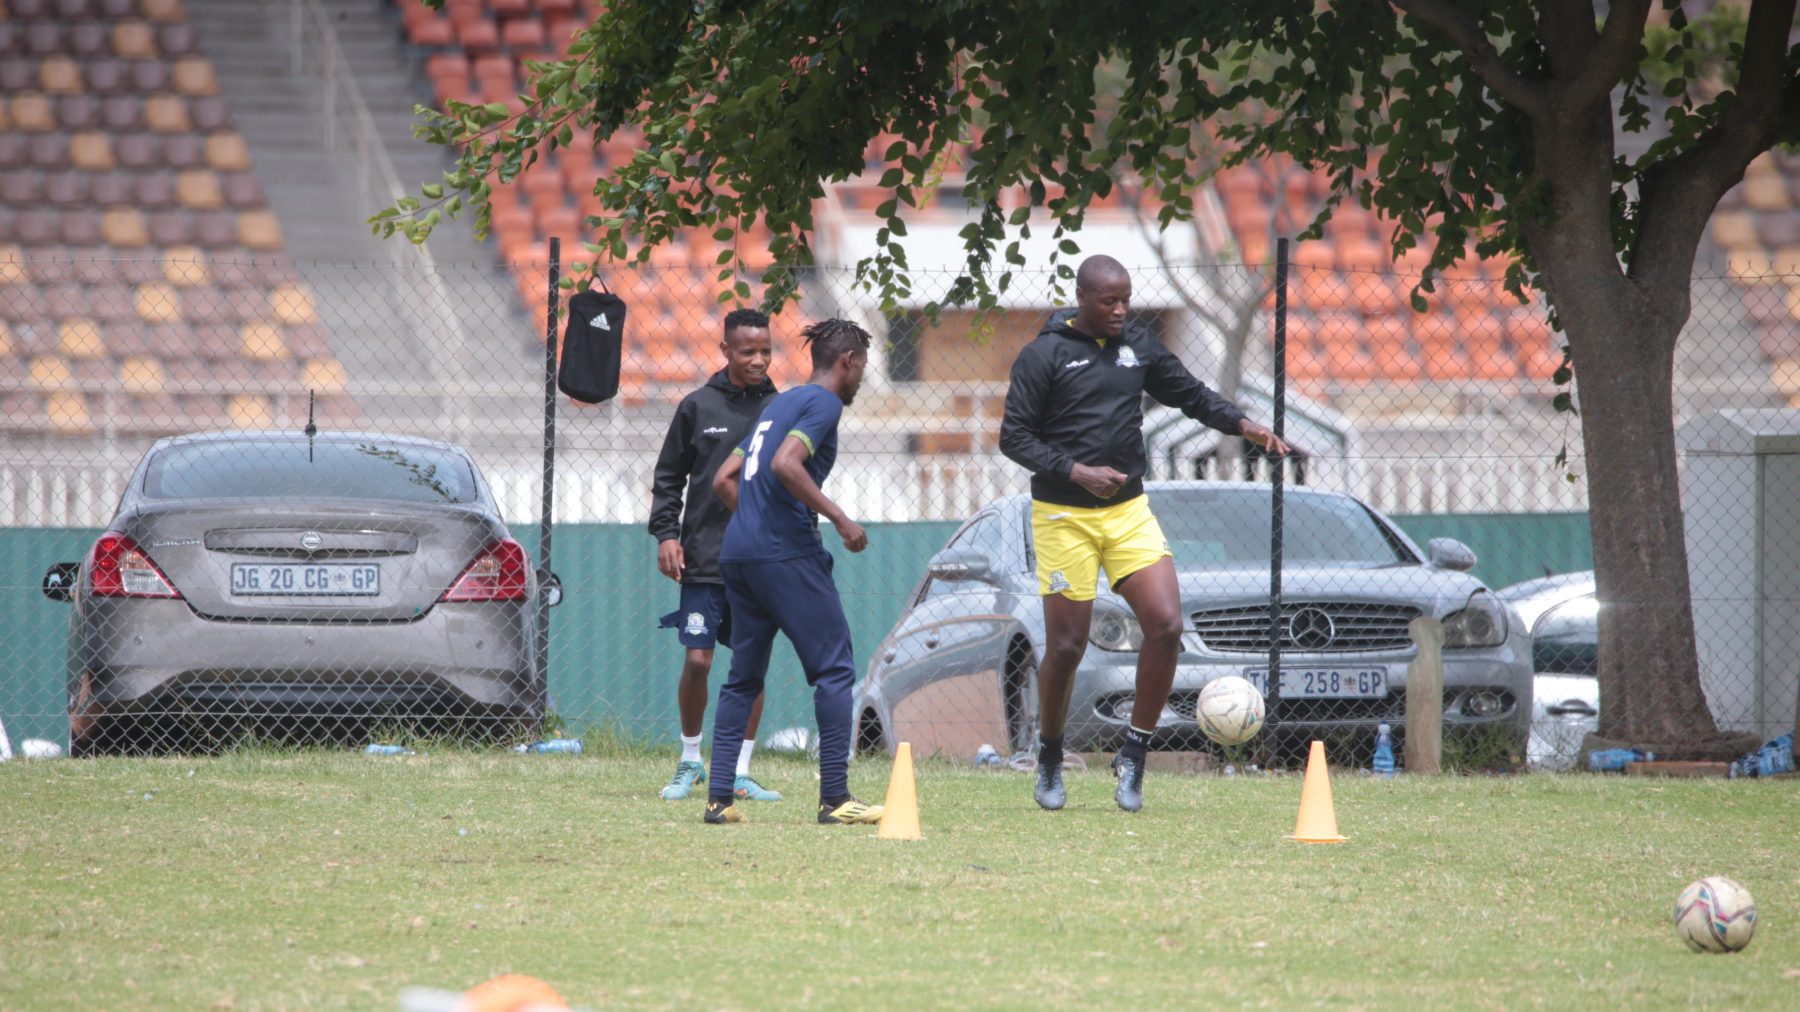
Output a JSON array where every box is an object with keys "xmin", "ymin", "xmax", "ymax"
[
  {"xmin": 927, "ymin": 547, "xmax": 993, "ymax": 583},
  {"xmin": 42, "ymin": 562, "xmax": 80, "ymax": 602},
  {"xmin": 1426, "ymin": 538, "xmax": 1476, "ymax": 572},
  {"xmin": 540, "ymin": 570, "xmax": 563, "ymax": 607}
]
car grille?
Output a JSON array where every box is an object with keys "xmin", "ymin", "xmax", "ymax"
[
  {"xmin": 1163, "ymin": 690, "xmax": 1404, "ymax": 723},
  {"xmin": 1189, "ymin": 602, "xmax": 1422, "ymax": 654}
]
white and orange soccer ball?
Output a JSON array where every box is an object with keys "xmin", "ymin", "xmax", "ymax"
[
  {"xmin": 1674, "ymin": 876, "xmax": 1757, "ymax": 953},
  {"xmin": 1196, "ymin": 675, "xmax": 1265, "ymax": 746}
]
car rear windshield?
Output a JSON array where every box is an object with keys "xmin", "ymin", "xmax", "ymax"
[
  {"xmin": 145, "ymin": 440, "xmax": 478, "ymax": 504},
  {"xmin": 1148, "ymin": 488, "xmax": 1411, "ymax": 566}
]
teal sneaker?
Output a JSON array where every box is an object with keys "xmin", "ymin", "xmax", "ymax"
[
  {"xmin": 733, "ymin": 774, "xmax": 782, "ymax": 802},
  {"xmin": 659, "ymin": 760, "xmax": 707, "ymax": 800}
]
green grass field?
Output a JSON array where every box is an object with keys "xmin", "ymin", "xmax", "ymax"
[{"xmin": 2, "ymin": 748, "xmax": 1795, "ymax": 1010}]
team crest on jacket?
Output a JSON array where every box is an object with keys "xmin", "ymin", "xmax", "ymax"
[
  {"xmin": 684, "ymin": 612, "xmax": 708, "ymax": 636},
  {"xmin": 1117, "ymin": 345, "xmax": 1141, "ymax": 368}
]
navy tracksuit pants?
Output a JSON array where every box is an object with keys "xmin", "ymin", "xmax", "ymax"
[{"xmin": 708, "ymin": 551, "xmax": 856, "ymax": 804}]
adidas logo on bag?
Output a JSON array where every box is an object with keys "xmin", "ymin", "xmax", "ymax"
[{"xmin": 590, "ymin": 314, "xmax": 612, "ymax": 330}]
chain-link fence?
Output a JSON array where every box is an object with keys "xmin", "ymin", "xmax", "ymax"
[{"xmin": 2, "ymin": 249, "xmax": 1794, "ymax": 771}]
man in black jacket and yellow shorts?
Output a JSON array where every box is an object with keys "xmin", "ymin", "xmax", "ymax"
[{"xmin": 999, "ymin": 255, "xmax": 1291, "ymax": 812}]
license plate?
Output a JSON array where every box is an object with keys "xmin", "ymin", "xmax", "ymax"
[
  {"xmin": 230, "ymin": 563, "xmax": 381, "ymax": 596},
  {"xmin": 1241, "ymin": 667, "xmax": 1388, "ymax": 698}
]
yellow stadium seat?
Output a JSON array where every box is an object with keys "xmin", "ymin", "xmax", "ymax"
[
  {"xmin": 102, "ymin": 208, "xmax": 150, "ymax": 248},
  {"xmin": 205, "ymin": 133, "xmax": 252, "ymax": 172},
  {"xmin": 70, "ymin": 132, "xmax": 116, "ymax": 171},
  {"xmin": 270, "ymin": 283, "xmax": 319, "ymax": 325},
  {"xmin": 176, "ymin": 169, "xmax": 224, "ymax": 210},
  {"xmin": 1727, "ymin": 248, "xmax": 1774, "ymax": 283},
  {"xmin": 0, "ymin": 246, "xmax": 25, "ymax": 285},
  {"xmin": 228, "ymin": 394, "xmax": 275, "ymax": 429},
  {"xmin": 58, "ymin": 319, "xmax": 106, "ymax": 359},
  {"xmin": 237, "ymin": 210, "xmax": 284, "ymax": 251},
  {"xmin": 145, "ymin": 95, "xmax": 193, "ymax": 134},
  {"xmin": 10, "ymin": 93, "xmax": 55, "ymax": 132},
  {"xmin": 239, "ymin": 322, "xmax": 289, "ymax": 361},
  {"xmin": 113, "ymin": 21, "xmax": 159, "ymax": 60},
  {"xmin": 172, "ymin": 57, "xmax": 218, "ymax": 97},
  {"xmin": 40, "ymin": 56, "xmax": 84, "ymax": 95},
  {"xmin": 163, "ymin": 247, "xmax": 211, "ymax": 287},
  {"xmin": 136, "ymin": 283, "xmax": 184, "ymax": 324},
  {"xmin": 301, "ymin": 358, "xmax": 348, "ymax": 394},
  {"xmin": 120, "ymin": 357, "xmax": 168, "ymax": 394},
  {"xmin": 47, "ymin": 392, "xmax": 93, "ymax": 434},
  {"xmin": 31, "ymin": 356, "xmax": 74, "ymax": 391},
  {"xmin": 1745, "ymin": 176, "xmax": 1790, "ymax": 212}
]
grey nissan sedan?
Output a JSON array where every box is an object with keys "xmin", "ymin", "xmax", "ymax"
[
  {"xmin": 853, "ymin": 481, "xmax": 1533, "ymax": 765},
  {"xmin": 42, "ymin": 431, "xmax": 555, "ymax": 755}
]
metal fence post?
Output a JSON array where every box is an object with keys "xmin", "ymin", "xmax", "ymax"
[
  {"xmin": 1267, "ymin": 237, "xmax": 1289, "ymax": 715},
  {"xmin": 535, "ymin": 238, "xmax": 561, "ymax": 721}
]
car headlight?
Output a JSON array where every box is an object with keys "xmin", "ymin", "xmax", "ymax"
[
  {"xmin": 1443, "ymin": 591, "xmax": 1508, "ymax": 648},
  {"xmin": 1089, "ymin": 604, "xmax": 1144, "ymax": 652}
]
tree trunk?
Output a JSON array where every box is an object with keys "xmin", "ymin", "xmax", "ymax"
[{"xmin": 1556, "ymin": 282, "xmax": 1720, "ymax": 748}]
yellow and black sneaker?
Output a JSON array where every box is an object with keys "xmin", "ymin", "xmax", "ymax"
[
  {"xmin": 703, "ymin": 799, "xmax": 745, "ymax": 825},
  {"xmin": 817, "ymin": 796, "xmax": 885, "ymax": 825}
]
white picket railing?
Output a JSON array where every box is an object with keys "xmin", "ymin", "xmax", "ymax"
[{"xmin": 0, "ymin": 452, "xmax": 1588, "ymax": 528}]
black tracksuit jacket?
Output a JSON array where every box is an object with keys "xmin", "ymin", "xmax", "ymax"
[
  {"xmin": 1000, "ymin": 311, "xmax": 1247, "ymax": 509},
  {"xmin": 648, "ymin": 369, "xmax": 778, "ymax": 585}
]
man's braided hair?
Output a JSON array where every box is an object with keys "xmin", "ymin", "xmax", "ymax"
[{"xmin": 803, "ymin": 318, "xmax": 873, "ymax": 372}]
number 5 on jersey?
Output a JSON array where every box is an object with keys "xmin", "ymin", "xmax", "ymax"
[{"xmin": 741, "ymin": 420, "xmax": 775, "ymax": 482}]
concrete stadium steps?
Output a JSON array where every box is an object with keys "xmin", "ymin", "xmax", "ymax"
[{"xmin": 182, "ymin": 0, "xmax": 542, "ymax": 438}]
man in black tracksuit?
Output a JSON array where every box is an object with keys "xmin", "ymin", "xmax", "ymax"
[
  {"xmin": 649, "ymin": 308, "xmax": 782, "ymax": 803},
  {"xmin": 1000, "ymin": 254, "xmax": 1291, "ymax": 813}
]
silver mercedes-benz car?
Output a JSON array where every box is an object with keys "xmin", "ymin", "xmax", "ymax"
[
  {"xmin": 853, "ymin": 481, "xmax": 1533, "ymax": 764},
  {"xmin": 41, "ymin": 431, "xmax": 556, "ymax": 755}
]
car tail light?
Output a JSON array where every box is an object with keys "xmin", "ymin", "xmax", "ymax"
[
  {"xmin": 88, "ymin": 533, "xmax": 180, "ymax": 598},
  {"xmin": 440, "ymin": 538, "xmax": 529, "ymax": 602}
]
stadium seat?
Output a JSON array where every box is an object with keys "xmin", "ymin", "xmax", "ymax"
[
  {"xmin": 176, "ymin": 168, "xmax": 224, "ymax": 210},
  {"xmin": 57, "ymin": 94, "xmax": 100, "ymax": 130},
  {"xmin": 239, "ymin": 321, "xmax": 288, "ymax": 361},
  {"xmin": 205, "ymin": 132, "xmax": 251, "ymax": 171},
  {"xmin": 70, "ymin": 131, "xmax": 114, "ymax": 170},
  {"xmin": 101, "ymin": 207, "xmax": 150, "ymax": 247},
  {"xmin": 145, "ymin": 95, "xmax": 192, "ymax": 133},
  {"xmin": 129, "ymin": 58, "xmax": 169, "ymax": 93},
  {"xmin": 12, "ymin": 92, "xmax": 57, "ymax": 131},
  {"xmin": 236, "ymin": 210, "xmax": 284, "ymax": 250},
  {"xmin": 112, "ymin": 21, "xmax": 158, "ymax": 60}
]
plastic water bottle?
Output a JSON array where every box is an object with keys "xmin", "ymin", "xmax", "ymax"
[
  {"xmin": 974, "ymin": 743, "xmax": 1002, "ymax": 769},
  {"xmin": 1372, "ymin": 723, "xmax": 1396, "ymax": 778},
  {"xmin": 1755, "ymin": 733, "xmax": 1794, "ymax": 777},
  {"xmin": 1587, "ymin": 747, "xmax": 1653, "ymax": 772},
  {"xmin": 365, "ymin": 743, "xmax": 414, "ymax": 756},
  {"xmin": 514, "ymin": 738, "xmax": 583, "ymax": 754}
]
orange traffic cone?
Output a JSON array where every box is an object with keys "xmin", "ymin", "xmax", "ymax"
[
  {"xmin": 1288, "ymin": 740, "xmax": 1347, "ymax": 843},
  {"xmin": 877, "ymin": 741, "xmax": 921, "ymax": 840}
]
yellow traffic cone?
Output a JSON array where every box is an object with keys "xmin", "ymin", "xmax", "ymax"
[
  {"xmin": 877, "ymin": 741, "xmax": 921, "ymax": 840},
  {"xmin": 1287, "ymin": 740, "xmax": 1347, "ymax": 843}
]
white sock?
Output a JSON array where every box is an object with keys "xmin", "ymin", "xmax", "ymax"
[
  {"xmin": 680, "ymin": 734, "xmax": 703, "ymax": 763},
  {"xmin": 736, "ymin": 739, "xmax": 756, "ymax": 777}
]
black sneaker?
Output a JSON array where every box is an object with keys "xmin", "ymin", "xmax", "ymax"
[
  {"xmin": 1034, "ymin": 761, "xmax": 1066, "ymax": 810},
  {"xmin": 703, "ymin": 799, "xmax": 745, "ymax": 824},
  {"xmin": 1113, "ymin": 753, "xmax": 1145, "ymax": 812}
]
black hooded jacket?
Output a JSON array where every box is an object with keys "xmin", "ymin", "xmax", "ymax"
[
  {"xmin": 648, "ymin": 369, "xmax": 778, "ymax": 584},
  {"xmin": 1000, "ymin": 311, "xmax": 1246, "ymax": 509}
]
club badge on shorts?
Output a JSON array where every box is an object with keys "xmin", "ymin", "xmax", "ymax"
[
  {"xmin": 1048, "ymin": 570, "xmax": 1072, "ymax": 593},
  {"xmin": 684, "ymin": 612, "xmax": 708, "ymax": 637}
]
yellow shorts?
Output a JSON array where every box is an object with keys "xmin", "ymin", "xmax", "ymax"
[{"xmin": 1031, "ymin": 495, "xmax": 1172, "ymax": 601}]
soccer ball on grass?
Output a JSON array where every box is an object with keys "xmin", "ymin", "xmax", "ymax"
[
  {"xmin": 1196, "ymin": 675, "xmax": 1265, "ymax": 746},
  {"xmin": 1674, "ymin": 876, "xmax": 1757, "ymax": 953}
]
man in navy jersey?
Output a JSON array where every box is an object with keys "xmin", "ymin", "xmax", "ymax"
[{"xmin": 702, "ymin": 319, "xmax": 883, "ymax": 826}]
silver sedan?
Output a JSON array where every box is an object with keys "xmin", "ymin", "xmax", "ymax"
[
  {"xmin": 853, "ymin": 481, "xmax": 1533, "ymax": 764},
  {"xmin": 42, "ymin": 431, "xmax": 555, "ymax": 755}
]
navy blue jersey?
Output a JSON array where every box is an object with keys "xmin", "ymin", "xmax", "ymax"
[{"xmin": 721, "ymin": 384, "xmax": 843, "ymax": 563}]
